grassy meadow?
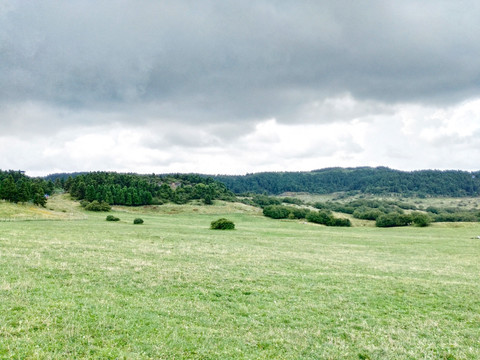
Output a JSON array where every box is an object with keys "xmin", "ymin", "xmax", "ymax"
[{"xmin": 1, "ymin": 196, "xmax": 480, "ymax": 359}]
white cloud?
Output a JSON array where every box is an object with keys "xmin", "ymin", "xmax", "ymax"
[{"xmin": 2, "ymin": 96, "xmax": 480, "ymax": 176}]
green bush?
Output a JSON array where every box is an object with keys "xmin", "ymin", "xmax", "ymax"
[
  {"xmin": 306, "ymin": 210, "xmax": 351, "ymax": 227},
  {"xmin": 352, "ymin": 207, "xmax": 384, "ymax": 220},
  {"xmin": 281, "ymin": 197, "xmax": 304, "ymax": 205},
  {"xmin": 306, "ymin": 210, "xmax": 333, "ymax": 225},
  {"xmin": 210, "ymin": 218, "xmax": 235, "ymax": 230},
  {"xmin": 426, "ymin": 206, "xmax": 440, "ymax": 214},
  {"xmin": 252, "ymin": 195, "xmax": 281, "ymax": 208},
  {"xmin": 106, "ymin": 215, "xmax": 120, "ymax": 222},
  {"xmin": 263, "ymin": 205, "xmax": 311, "ymax": 220},
  {"xmin": 375, "ymin": 213, "xmax": 412, "ymax": 227},
  {"xmin": 290, "ymin": 207, "xmax": 311, "ymax": 219},
  {"xmin": 411, "ymin": 212, "xmax": 432, "ymax": 227},
  {"xmin": 329, "ymin": 217, "xmax": 352, "ymax": 227},
  {"xmin": 263, "ymin": 205, "xmax": 292, "ymax": 219},
  {"xmin": 433, "ymin": 212, "xmax": 478, "ymax": 222},
  {"xmin": 133, "ymin": 218, "xmax": 144, "ymax": 224},
  {"xmin": 84, "ymin": 200, "xmax": 111, "ymax": 212}
]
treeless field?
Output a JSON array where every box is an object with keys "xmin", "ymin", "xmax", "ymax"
[{"xmin": 1, "ymin": 197, "xmax": 479, "ymax": 359}]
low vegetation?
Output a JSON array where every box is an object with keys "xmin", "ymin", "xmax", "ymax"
[
  {"xmin": 306, "ymin": 210, "xmax": 352, "ymax": 227},
  {"xmin": 210, "ymin": 217, "xmax": 235, "ymax": 230},
  {"xmin": 2, "ymin": 168, "xmax": 480, "ymax": 358},
  {"xmin": 262, "ymin": 205, "xmax": 351, "ymax": 227},
  {"xmin": 81, "ymin": 200, "xmax": 112, "ymax": 212},
  {"xmin": 1, "ymin": 195, "xmax": 479, "ymax": 359}
]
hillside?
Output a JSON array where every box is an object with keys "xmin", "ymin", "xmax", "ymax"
[
  {"xmin": 213, "ymin": 167, "xmax": 480, "ymax": 197},
  {"xmin": 4, "ymin": 167, "xmax": 480, "ymax": 204}
]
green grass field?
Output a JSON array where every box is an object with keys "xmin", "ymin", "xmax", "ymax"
[{"xmin": 1, "ymin": 196, "xmax": 480, "ymax": 359}]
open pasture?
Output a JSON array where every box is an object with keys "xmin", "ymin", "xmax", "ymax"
[{"xmin": 1, "ymin": 200, "xmax": 480, "ymax": 359}]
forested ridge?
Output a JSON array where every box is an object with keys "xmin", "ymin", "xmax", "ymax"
[
  {"xmin": 57, "ymin": 172, "xmax": 235, "ymax": 205},
  {"xmin": 3, "ymin": 167, "xmax": 480, "ymax": 209},
  {"xmin": 213, "ymin": 167, "xmax": 480, "ymax": 197}
]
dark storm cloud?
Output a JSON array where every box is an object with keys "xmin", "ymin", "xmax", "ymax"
[{"xmin": 1, "ymin": 0, "xmax": 480, "ymax": 125}]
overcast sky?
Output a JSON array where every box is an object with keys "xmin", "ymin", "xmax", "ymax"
[{"xmin": 1, "ymin": 1, "xmax": 480, "ymax": 176}]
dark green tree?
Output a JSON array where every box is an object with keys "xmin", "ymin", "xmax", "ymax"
[{"xmin": 0, "ymin": 176, "xmax": 16, "ymax": 202}]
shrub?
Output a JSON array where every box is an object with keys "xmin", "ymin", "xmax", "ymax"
[
  {"xmin": 433, "ymin": 212, "xmax": 478, "ymax": 222},
  {"xmin": 306, "ymin": 210, "xmax": 351, "ymax": 227},
  {"xmin": 263, "ymin": 205, "xmax": 292, "ymax": 219},
  {"xmin": 313, "ymin": 202, "xmax": 328, "ymax": 210},
  {"xmin": 84, "ymin": 200, "xmax": 111, "ymax": 212},
  {"xmin": 352, "ymin": 207, "xmax": 384, "ymax": 220},
  {"xmin": 281, "ymin": 197, "xmax": 304, "ymax": 205},
  {"xmin": 252, "ymin": 195, "xmax": 281, "ymax": 208},
  {"xmin": 133, "ymin": 218, "xmax": 144, "ymax": 224},
  {"xmin": 210, "ymin": 218, "xmax": 235, "ymax": 230},
  {"xmin": 204, "ymin": 195, "xmax": 213, "ymax": 205},
  {"xmin": 306, "ymin": 210, "xmax": 333, "ymax": 225},
  {"xmin": 411, "ymin": 212, "xmax": 432, "ymax": 227},
  {"xmin": 425, "ymin": 206, "xmax": 440, "ymax": 214},
  {"xmin": 106, "ymin": 215, "xmax": 120, "ymax": 222},
  {"xmin": 327, "ymin": 203, "xmax": 355, "ymax": 214},
  {"xmin": 263, "ymin": 205, "xmax": 312, "ymax": 220},
  {"xmin": 376, "ymin": 213, "xmax": 412, "ymax": 227},
  {"xmin": 329, "ymin": 217, "xmax": 352, "ymax": 227},
  {"xmin": 290, "ymin": 207, "xmax": 310, "ymax": 219}
]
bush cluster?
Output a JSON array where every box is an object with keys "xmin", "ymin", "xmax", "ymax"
[
  {"xmin": 352, "ymin": 207, "xmax": 384, "ymax": 220},
  {"xmin": 82, "ymin": 200, "xmax": 111, "ymax": 212},
  {"xmin": 263, "ymin": 205, "xmax": 351, "ymax": 227},
  {"xmin": 314, "ymin": 199, "xmax": 420, "ymax": 219},
  {"xmin": 106, "ymin": 215, "xmax": 120, "ymax": 221},
  {"xmin": 263, "ymin": 205, "xmax": 310, "ymax": 220},
  {"xmin": 306, "ymin": 210, "xmax": 351, "ymax": 227},
  {"xmin": 375, "ymin": 213, "xmax": 412, "ymax": 227},
  {"xmin": 133, "ymin": 218, "xmax": 144, "ymax": 224},
  {"xmin": 210, "ymin": 218, "xmax": 235, "ymax": 230},
  {"xmin": 375, "ymin": 212, "xmax": 432, "ymax": 227}
]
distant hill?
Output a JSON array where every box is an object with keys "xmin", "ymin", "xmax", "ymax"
[
  {"xmin": 212, "ymin": 167, "xmax": 480, "ymax": 197},
  {"xmin": 40, "ymin": 167, "xmax": 480, "ymax": 198},
  {"xmin": 52, "ymin": 172, "xmax": 235, "ymax": 206}
]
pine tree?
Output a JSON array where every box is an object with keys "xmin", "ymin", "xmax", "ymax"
[{"xmin": 0, "ymin": 176, "xmax": 17, "ymax": 202}]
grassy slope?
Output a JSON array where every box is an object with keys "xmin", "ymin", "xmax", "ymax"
[
  {"xmin": 1, "ymin": 196, "xmax": 480, "ymax": 359},
  {"xmin": 0, "ymin": 195, "xmax": 86, "ymax": 221}
]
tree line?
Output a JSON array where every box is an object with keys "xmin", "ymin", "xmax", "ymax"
[
  {"xmin": 60, "ymin": 172, "xmax": 235, "ymax": 205},
  {"xmin": 213, "ymin": 167, "xmax": 480, "ymax": 197},
  {"xmin": 0, "ymin": 170, "xmax": 54, "ymax": 206}
]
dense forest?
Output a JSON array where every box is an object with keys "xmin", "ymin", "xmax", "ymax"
[
  {"xmin": 0, "ymin": 170, "xmax": 54, "ymax": 206},
  {"xmin": 213, "ymin": 167, "xmax": 480, "ymax": 197},
  {"xmin": 57, "ymin": 172, "xmax": 235, "ymax": 205}
]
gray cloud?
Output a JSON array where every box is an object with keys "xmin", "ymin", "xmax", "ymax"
[
  {"xmin": 2, "ymin": 1, "xmax": 480, "ymax": 175},
  {"xmin": 2, "ymin": 0, "xmax": 480, "ymax": 124}
]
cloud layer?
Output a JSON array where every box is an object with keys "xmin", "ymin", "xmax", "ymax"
[{"xmin": 1, "ymin": 1, "xmax": 480, "ymax": 175}]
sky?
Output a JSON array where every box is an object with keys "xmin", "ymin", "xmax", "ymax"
[{"xmin": 1, "ymin": 0, "xmax": 480, "ymax": 177}]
